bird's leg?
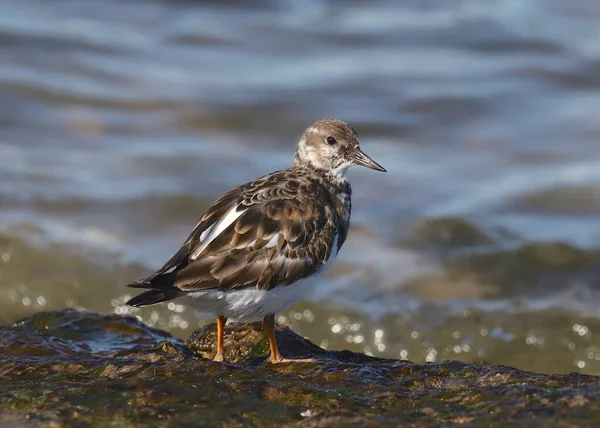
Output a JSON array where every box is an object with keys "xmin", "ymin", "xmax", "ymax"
[
  {"xmin": 213, "ymin": 315, "xmax": 227, "ymax": 362},
  {"xmin": 263, "ymin": 314, "xmax": 282, "ymax": 362},
  {"xmin": 263, "ymin": 314, "xmax": 317, "ymax": 364}
]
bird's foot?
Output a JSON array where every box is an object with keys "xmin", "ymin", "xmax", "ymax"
[
  {"xmin": 212, "ymin": 353, "xmax": 225, "ymax": 363},
  {"xmin": 268, "ymin": 356, "xmax": 317, "ymax": 364}
]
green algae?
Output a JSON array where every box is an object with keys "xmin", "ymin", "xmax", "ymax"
[{"xmin": 1, "ymin": 310, "xmax": 600, "ymax": 426}]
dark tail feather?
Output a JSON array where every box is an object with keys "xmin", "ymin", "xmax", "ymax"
[
  {"xmin": 126, "ymin": 272, "xmax": 181, "ymax": 307},
  {"xmin": 127, "ymin": 271, "xmax": 177, "ymax": 289},
  {"xmin": 126, "ymin": 288, "xmax": 184, "ymax": 307}
]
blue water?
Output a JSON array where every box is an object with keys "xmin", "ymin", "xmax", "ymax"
[{"xmin": 2, "ymin": 0, "xmax": 600, "ymax": 314}]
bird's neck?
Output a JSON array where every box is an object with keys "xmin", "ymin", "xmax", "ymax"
[
  {"xmin": 291, "ymin": 162, "xmax": 352, "ymax": 219},
  {"xmin": 292, "ymin": 156, "xmax": 349, "ymax": 187}
]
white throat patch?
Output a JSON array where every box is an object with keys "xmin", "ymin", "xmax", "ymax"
[{"xmin": 330, "ymin": 162, "xmax": 351, "ymax": 181}]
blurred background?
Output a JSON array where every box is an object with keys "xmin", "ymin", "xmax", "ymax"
[{"xmin": 2, "ymin": 0, "xmax": 600, "ymax": 374}]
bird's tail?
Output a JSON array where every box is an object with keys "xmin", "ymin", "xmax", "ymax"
[
  {"xmin": 126, "ymin": 272, "xmax": 183, "ymax": 307},
  {"xmin": 126, "ymin": 288, "xmax": 183, "ymax": 307}
]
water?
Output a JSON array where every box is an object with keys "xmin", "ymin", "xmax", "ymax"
[{"xmin": 2, "ymin": 0, "xmax": 600, "ymax": 374}]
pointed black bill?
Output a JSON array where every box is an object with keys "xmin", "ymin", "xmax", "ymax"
[{"xmin": 350, "ymin": 148, "xmax": 387, "ymax": 172}]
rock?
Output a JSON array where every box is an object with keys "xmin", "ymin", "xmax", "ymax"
[
  {"xmin": 445, "ymin": 242, "xmax": 600, "ymax": 298},
  {"xmin": 186, "ymin": 321, "xmax": 389, "ymax": 364},
  {"xmin": 408, "ymin": 217, "xmax": 494, "ymax": 251},
  {"xmin": 402, "ymin": 220, "xmax": 600, "ymax": 301},
  {"xmin": 2, "ymin": 309, "xmax": 600, "ymax": 426}
]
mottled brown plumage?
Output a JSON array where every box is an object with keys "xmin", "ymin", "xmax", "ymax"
[
  {"xmin": 126, "ymin": 119, "xmax": 385, "ymax": 363},
  {"xmin": 128, "ymin": 170, "xmax": 346, "ymax": 295}
]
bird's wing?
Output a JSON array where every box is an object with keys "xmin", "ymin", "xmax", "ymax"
[
  {"xmin": 128, "ymin": 184, "xmax": 242, "ymax": 288},
  {"xmin": 158, "ymin": 187, "xmax": 242, "ymax": 275},
  {"xmin": 173, "ymin": 195, "xmax": 337, "ymax": 291},
  {"xmin": 130, "ymin": 172, "xmax": 339, "ymax": 292}
]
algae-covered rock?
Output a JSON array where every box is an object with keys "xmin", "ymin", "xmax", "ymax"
[
  {"xmin": 2, "ymin": 309, "xmax": 600, "ymax": 426},
  {"xmin": 409, "ymin": 217, "xmax": 495, "ymax": 251},
  {"xmin": 401, "ymin": 215, "xmax": 600, "ymax": 301},
  {"xmin": 186, "ymin": 321, "xmax": 380, "ymax": 364},
  {"xmin": 445, "ymin": 242, "xmax": 600, "ymax": 298}
]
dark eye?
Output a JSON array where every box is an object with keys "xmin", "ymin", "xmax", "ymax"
[{"xmin": 326, "ymin": 136, "xmax": 337, "ymax": 145}]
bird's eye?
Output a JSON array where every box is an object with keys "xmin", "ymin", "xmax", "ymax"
[{"xmin": 326, "ymin": 136, "xmax": 337, "ymax": 145}]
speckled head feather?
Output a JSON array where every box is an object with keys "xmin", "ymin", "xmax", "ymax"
[{"xmin": 293, "ymin": 119, "xmax": 386, "ymax": 178}]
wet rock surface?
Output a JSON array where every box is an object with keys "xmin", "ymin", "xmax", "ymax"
[
  {"xmin": 404, "ymin": 216, "xmax": 600, "ymax": 301},
  {"xmin": 2, "ymin": 310, "xmax": 600, "ymax": 426}
]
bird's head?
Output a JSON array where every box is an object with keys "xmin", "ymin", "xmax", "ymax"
[{"xmin": 293, "ymin": 119, "xmax": 386, "ymax": 179}]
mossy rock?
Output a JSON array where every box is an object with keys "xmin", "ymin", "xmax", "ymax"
[
  {"xmin": 409, "ymin": 217, "xmax": 494, "ymax": 250},
  {"xmin": 445, "ymin": 241, "xmax": 600, "ymax": 298},
  {"xmin": 2, "ymin": 309, "xmax": 600, "ymax": 426}
]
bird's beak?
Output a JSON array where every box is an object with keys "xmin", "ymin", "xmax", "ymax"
[{"xmin": 350, "ymin": 148, "xmax": 387, "ymax": 172}]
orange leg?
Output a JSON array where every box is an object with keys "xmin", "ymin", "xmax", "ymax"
[
  {"xmin": 263, "ymin": 314, "xmax": 282, "ymax": 362},
  {"xmin": 264, "ymin": 314, "xmax": 318, "ymax": 364},
  {"xmin": 213, "ymin": 315, "xmax": 227, "ymax": 362}
]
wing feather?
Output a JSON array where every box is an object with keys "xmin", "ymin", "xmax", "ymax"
[
  {"xmin": 171, "ymin": 197, "xmax": 336, "ymax": 291},
  {"xmin": 190, "ymin": 204, "xmax": 244, "ymax": 260},
  {"xmin": 127, "ymin": 171, "xmax": 341, "ymax": 297}
]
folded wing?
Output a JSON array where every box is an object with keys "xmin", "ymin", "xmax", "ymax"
[{"xmin": 127, "ymin": 175, "xmax": 338, "ymax": 303}]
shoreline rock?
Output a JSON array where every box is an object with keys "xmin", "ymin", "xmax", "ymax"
[{"xmin": 1, "ymin": 309, "xmax": 600, "ymax": 426}]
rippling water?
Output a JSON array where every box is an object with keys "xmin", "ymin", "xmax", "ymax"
[{"xmin": 3, "ymin": 0, "xmax": 600, "ymax": 374}]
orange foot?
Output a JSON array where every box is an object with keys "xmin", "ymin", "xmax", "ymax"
[{"xmin": 268, "ymin": 356, "xmax": 318, "ymax": 364}]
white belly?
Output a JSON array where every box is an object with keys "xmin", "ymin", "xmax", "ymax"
[{"xmin": 187, "ymin": 277, "xmax": 317, "ymax": 322}]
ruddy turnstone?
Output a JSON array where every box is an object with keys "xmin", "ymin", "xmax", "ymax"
[{"xmin": 126, "ymin": 119, "xmax": 386, "ymax": 363}]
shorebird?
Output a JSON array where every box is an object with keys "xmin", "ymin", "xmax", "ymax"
[{"xmin": 127, "ymin": 119, "xmax": 386, "ymax": 363}]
